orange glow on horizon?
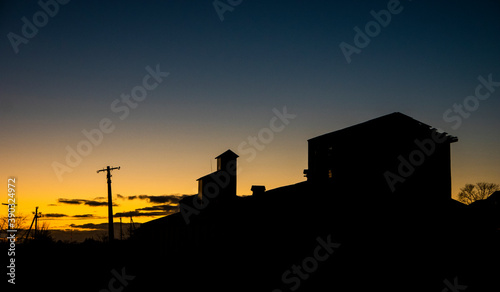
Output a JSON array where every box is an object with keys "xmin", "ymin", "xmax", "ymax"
[{"xmin": 2, "ymin": 118, "xmax": 498, "ymax": 235}]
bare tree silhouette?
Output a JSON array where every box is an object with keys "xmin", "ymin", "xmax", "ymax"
[
  {"xmin": 0, "ymin": 213, "xmax": 28, "ymax": 232},
  {"xmin": 457, "ymin": 182, "xmax": 500, "ymax": 205}
]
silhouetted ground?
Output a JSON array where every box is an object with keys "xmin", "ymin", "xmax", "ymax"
[{"xmin": 5, "ymin": 184, "xmax": 498, "ymax": 292}]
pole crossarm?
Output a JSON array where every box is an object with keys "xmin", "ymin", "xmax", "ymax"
[
  {"xmin": 97, "ymin": 166, "xmax": 120, "ymax": 172},
  {"xmin": 97, "ymin": 166, "xmax": 121, "ymax": 174}
]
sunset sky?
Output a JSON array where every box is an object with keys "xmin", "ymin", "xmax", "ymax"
[{"xmin": 1, "ymin": 0, "xmax": 499, "ymax": 235}]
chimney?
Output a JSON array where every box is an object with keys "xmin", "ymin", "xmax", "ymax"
[{"xmin": 251, "ymin": 185, "xmax": 266, "ymax": 197}]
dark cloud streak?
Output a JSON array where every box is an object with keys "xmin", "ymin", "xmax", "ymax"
[
  {"xmin": 58, "ymin": 198, "xmax": 82, "ymax": 205},
  {"xmin": 44, "ymin": 213, "xmax": 68, "ymax": 218},
  {"xmin": 41, "ymin": 213, "xmax": 101, "ymax": 219},
  {"xmin": 57, "ymin": 198, "xmax": 117, "ymax": 207},
  {"xmin": 122, "ymin": 194, "xmax": 190, "ymax": 204},
  {"xmin": 136, "ymin": 205, "xmax": 179, "ymax": 212},
  {"xmin": 114, "ymin": 211, "xmax": 171, "ymax": 217},
  {"xmin": 73, "ymin": 214, "xmax": 98, "ymax": 218}
]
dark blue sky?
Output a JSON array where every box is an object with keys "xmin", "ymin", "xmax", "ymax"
[
  {"xmin": 2, "ymin": 1, "xmax": 499, "ymax": 117},
  {"xmin": 1, "ymin": 0, "xmax": 499, "ymax": 217}
]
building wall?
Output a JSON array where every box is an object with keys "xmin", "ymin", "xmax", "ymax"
[
  {"xmin": 307, "ymin": 128, "xmax": 453, "ymax": 201},
  {"xmin": 199, "ymin": 157, "xmax": 237, "ymax": 202}
]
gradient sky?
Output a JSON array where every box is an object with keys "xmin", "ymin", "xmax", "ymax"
[{"xmin": 1, "ymin": 0, "xmax": 499, "ymax": 232}]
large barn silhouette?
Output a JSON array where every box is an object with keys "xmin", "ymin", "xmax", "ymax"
[{"xmin": 131, "ymin": 112, "xmax": 497, "ymax": 291}]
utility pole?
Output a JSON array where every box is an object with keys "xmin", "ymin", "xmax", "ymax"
[
  {"xmin": 129, "ymin": 216, "xmax": 135, "ymax": 237},
  {"xmin": 24, "ymin": 206, "xmax": 41, "ymax": 242},
  {"xmin": 120, "ymin": 216, "xmax": 123, "ymax": 241},
  {"xmin": 34, "ymin": 206, "xmax": 38, "ymax": 239},
  {"xmin": 97, "ymin": 166, "xmax": 120, "ymax": 243}
]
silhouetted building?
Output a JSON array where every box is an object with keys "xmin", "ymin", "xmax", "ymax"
[
  {"xmin": 305, "ymin": 112, "xmax": 458, "ymax": 201},
  {"xmin": 486, "ymin": 191, "xmax": 500, "ymax": 206},
  {"xmin": 469, "ymin": 190, "xmax": 500, "ymax": 232},
  {"xmin": 197, "ymin": 149, "xmax": 238, "ymax": 202},
  {"xmin": 131, "ymin": 113, "xmax": 500, "ymax": 292}
]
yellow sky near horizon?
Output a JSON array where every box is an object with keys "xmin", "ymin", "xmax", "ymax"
[
  {"xmin": 2, "ymin": 123, "xmax": 499, "ymax": 232},
  {"xmin": 4, "ymin": 160, "xmax": 497, "ymax": 232},
  {"xmin": 2, "ymin": 147, "xmax": 310, "ymax": 230}
]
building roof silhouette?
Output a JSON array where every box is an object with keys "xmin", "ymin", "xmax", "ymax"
[
  {"xmin": 308, "ymin": 112, "xmax": 458, "ymax": 143},
  {"xmin": 215, "ymin": 149, "xmax": 239, "ymax": 159}
]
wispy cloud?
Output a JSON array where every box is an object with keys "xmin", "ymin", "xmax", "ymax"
[
  {"xmin": 51, "ymin": 194, "xmax": 188, "ymax": 221},
  {"xmin": 136, "ymin": 204, "xmax": 179, "ymax": 212},
  {"xmin": 43, "ymin": 213, "xmax": 102, "ymax": 219},
  {"xmin": 73, "ymin": 214, "xmax": 100, "ymax": 219},
  {"xmin": 58, "ymin": 198, "xmax": 82, "ymax": 205},
  {"xmin": 114, "ymin": 211, "xmax": 170, "ymax": 217},
  {"xmin": 84, "ymin": 200, "xmax": 109, "ymax": 207},
  {"xmin": 121, "ymin": 194, "xmax": 190, "ymax": 204},
  {"xmin": 44, "ymin": 213, "xmax": 68, "ymax": 218},
  {"xmin": 69, "ymin": 223, "xmax": 108, "ymax": 230},
  {"xmin": 57, "ymin": 198, "xmax": 117, "ymax": 207},
  {"xmin": 69, "ymin": 222, "xmax": 141, "ymax": 231},
  {"xmin": 112, "ymin": 194, "xmax": 188, "ymax": 218}
]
